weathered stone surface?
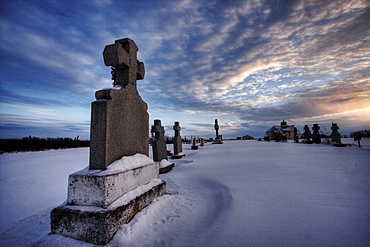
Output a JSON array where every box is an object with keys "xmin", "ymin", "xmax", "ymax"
[
  {"xmin": 103, "ymin": 38, "xmax": 145, "ymax": 87},
  {"xmin": 151, "ymin": 119, "xmax": 167, "ymax": 162},
  {"xmin": 173, "ymin": 122, "xmax": 184, "ymax": 156},
  {"xmin": 90, "ymin": 38, "xmax": 148, "ymax": 170},
  {"xmin": 68, "ymin": 154, "xmax": 159, "ymax": 208},
  {"xmin": 51, "ymin": 179, "xmax": 166, "ymax": 245},
  {"xmin": 51, "ymin": 38, "xmax": 166, "ymax": 245}
]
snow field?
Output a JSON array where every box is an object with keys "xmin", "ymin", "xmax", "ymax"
[{"xmin": 0, "ymin": 138, "xmax": 369, "ymax": 246}]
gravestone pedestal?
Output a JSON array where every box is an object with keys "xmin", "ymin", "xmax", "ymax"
[{"xmin": 51, "ymin": 155, "xmax": 166, "ymax": 245}]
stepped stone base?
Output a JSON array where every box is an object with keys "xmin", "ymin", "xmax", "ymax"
[
  {"xmin": 158, "ymin": 159, "xmax": 174, "ymax": 174},
  {"xmin": 171, "ymin": 153, "xmax": 185, "ymax": 159},
  {"xmin": 212, "ymin": 141, "xmax": 223, "ymax": 144},
  {"xmin": 67, "ymin": 154, "xmax": 159, "ymax": 208},
  {"xmin": 51, "ymin": 179, "xmax": 166, "ymax": 245}
]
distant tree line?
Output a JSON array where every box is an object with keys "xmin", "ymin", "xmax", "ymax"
[
  {"xmin": 0, "ymin": 136, "xmax": 90, "ymax": 153},
  {"xmin": 350, "ymin": 130, "xmax": 370, "ymax": 138}
]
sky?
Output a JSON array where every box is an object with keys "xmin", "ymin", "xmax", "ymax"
[{"xmin": 1, "ymin": 0, "xmax": 369, "ymax": 140}]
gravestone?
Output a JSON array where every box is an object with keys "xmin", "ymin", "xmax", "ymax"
[
  {"xmin": 151, "ymin": 119, "xmax": 174, "ymax": 173},
  {"xmin": 50, "ymin": 38, "xmax": 166, "ymax": 245},
  {"xmin": 330, "ymin": 122, "xmax": 341, "ymax": 144},
  {"xmin": 303, "ymin": 125, "xmax": 312, "ymax": 143},
  {"xmin": 212, "ymin": 119, "xmax": 223, "ymax": 144},
  {"xmin": 312, "ymin": 124, "xmax": 321, "ymax": 144},
  {"xmin": 200, "ymin": 138, "xmax": 205, "ymax": 146},
  {"xmin": 191, "ymin": 137, "xmax": 199, "ymax": 150},
  {"xmin": 151, "ymin": 119, "xmax": 167, "ymax": 162},
  {"xmin": 294, "ymin": 127, "xmax": 299, "ymax": 143},
  {"xmin": 171, "ymin": 121, "xmax": 185, "ymax": 159}
]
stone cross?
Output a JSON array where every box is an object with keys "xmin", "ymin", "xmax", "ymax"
[
  {"xmin": 330, "ymin": 122, "xmax": 341, "ymax": 143},
  {"xmin": 90, "ymin": 38, "xmax": 149, "ymax": 170},
  {"xmin": 173, "ymin": 121, "xmax": 183, "ymax": 155},
  {"xmin": 151, "ymin": 119, "xmax": 168, "ymax": 162},
  {"xmin": 103, "ymin": 38, "xmax": 145, "ymax": 87},
  {"xmin": 312, "ymin": 124, "xmax": 321, "ymax": 144},
  {"xmin": 214, "ymin": 119, "xmax": 220, "ymax": 139},
  {"xmin": 303, "ymin": 125, "xmax": 311, "ymax": 141}
]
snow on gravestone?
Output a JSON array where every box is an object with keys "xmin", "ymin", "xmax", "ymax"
[
  {"xmin": 151, "ymin": 119, "xmax": 174, "ymax": 174},
  {"xmin": 50, "ymin": 38, "xmax": 166, "ymax": 245}
]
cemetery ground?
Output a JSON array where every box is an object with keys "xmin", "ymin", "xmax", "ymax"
[{"xmin": 1, "ymin": 139, "xmax": 369, "ymax": 246}]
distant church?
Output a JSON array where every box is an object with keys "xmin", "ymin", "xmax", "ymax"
[{"xmin": 266, "ymin": 120, "xmax": 299, "ymax": 140}]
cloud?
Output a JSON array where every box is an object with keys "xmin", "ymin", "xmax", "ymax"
[{"xmin": 0, "ymin": 0, "xmax": 369, "ymax": 138}]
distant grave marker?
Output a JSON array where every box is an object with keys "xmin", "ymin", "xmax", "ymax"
[
  {"xmin": 303, "ymin": 125, "xmax": 312, "ymax": 144},
  {"xmin": 151, "ymin": 119, "xmax": 174, "ymax": 173},
  {"xmin": 151, "ymin": 119, "xmax": 167, "ymax": 162},
  {"xmin": 312, "ymin": 124, "xmax": 321, "ymax": 144},
  {"xmin": 330, "ymin": 122, "xmax": 341, "ymax": 144},
  {"xmin": 212, "ymin": 119, "xmax": 223, "ymax": 144},
  {"xmin": 171, "ymin": 121, "xmax": 185, "ymax": 159},
  {"xmin": 191, "ymin": 137, "xmax": 199, "ymax": 150}
]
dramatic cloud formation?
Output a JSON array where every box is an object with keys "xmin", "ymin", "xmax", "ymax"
[{"xmin": 1, "ymin": 0, "xmax": 369, "ymax": 139}]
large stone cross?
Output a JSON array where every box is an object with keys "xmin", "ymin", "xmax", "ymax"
[
  {"xmin": 89, "ymin": 38, "xmax": 149, "ymax": 170},
  {"xmin": 103, "ymin": 38, "xmax": 145, "ymax": 87}
]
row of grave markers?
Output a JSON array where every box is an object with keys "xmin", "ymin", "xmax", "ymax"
[
  {"xmin": 301, "ymin": 122, "xmax": 343, "ymax": 145},
  {"xmin": 151, "ymin": 118, "xmax": 223, "ymax": 162}
]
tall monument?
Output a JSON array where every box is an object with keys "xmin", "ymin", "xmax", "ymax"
[
  {"xmin": 50, "ymin": 38, "xmax": 166, "ymax": 245},
  {"xmin": 212, "ymin": 119, "xmax": 223, "ymax": 144}
]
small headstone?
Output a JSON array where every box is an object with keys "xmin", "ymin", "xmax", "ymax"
[
  {"xmin": 303, "ymin": 125, "xmax": 312, "ymax": 144},
  {"xmin": 151, "ymin": 119, "xmax": 174, "ymax": 173},
  {"xmin": 50, "ymin": 38, "xmax": 166, "ymax": 245},
  {"xmin": 191, "ymin": 137, "xmax": 199, "ymax": 150},
  {"xmin": 200, "ymin": 138, "xmax": 205, "ymax": 146},
  {"xmin": 330, "ymin": 122, "xmax": 341, "ymax": 144},
  {"xmin": 171, "ymin": 121, "xmax": 185, "ymax": 159},
  {"xmin": 151, "ymin": 119, "xmax": 167, "ymax": 162},
  {"xmin": 212, "ymin": 119, "xmax": 223, "ymax": 144},
  {"xmin": 312, "ymin": 124, "xmax": 321, "ymax": 144}
]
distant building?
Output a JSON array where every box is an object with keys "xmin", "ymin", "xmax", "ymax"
[
  {"xmin": 266, "ymin": 120, "xmax": 300, "ymax": 140},
  {"xmin": 242, "ymin": 135, "xmax": 254, "ymax": 140}
]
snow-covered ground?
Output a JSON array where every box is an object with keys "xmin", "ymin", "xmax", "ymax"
[{"xmin": 1, "ymin": 138, "xmax": 369, "ymax": 246}]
